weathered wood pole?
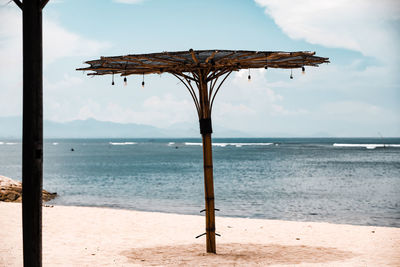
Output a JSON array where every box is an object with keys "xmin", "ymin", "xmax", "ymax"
[
  {"xmin": 21, "ymin": 0, "xmax": 44, "ymax": 266},
  {"xmin": 199, "ymin": 72, "xmax": 216, "ymax": 253}
]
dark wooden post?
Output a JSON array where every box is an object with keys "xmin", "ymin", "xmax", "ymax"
[
  {"xmin": 12, "ymin": 0, "xmax": 48, "ymax": 266},
  {"xmin": 198, "ymin": 72, "xmax": 216, "ymax": 253}
]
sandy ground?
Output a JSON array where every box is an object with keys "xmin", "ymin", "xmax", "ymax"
[{"xmin": 0, "ymin": 202, "xmax": 399, "ymax": 266}]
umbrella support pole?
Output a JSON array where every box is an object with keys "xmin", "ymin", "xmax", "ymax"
[
  {"xmin": 17, "ymin": 0, "xmax": 47, "ymax": 266},
  {"xmin": 200, "ymin": 118, "xmax": 216, "ymax": 253}
]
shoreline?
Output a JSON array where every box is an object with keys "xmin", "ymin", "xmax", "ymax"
[
  {"xmin": 45, "ymin": 201, "xmax": 400, "ymax": 229},
  {"xmin": 1, "ymin": 202, "xmax": 399, "ymax": 266}
]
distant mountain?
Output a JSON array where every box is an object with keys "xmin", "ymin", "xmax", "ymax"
[
  {"xmin": 44, "ymin": 118, "xmax": 168, "ymax": 138},
  {"xmin": 0, "ymin": 116, "xmax": 253, "ymax": 138}
]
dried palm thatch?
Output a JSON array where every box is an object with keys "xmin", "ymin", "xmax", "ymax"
[{"xmin": 77, "ymin": 49, "xmax": 329, "ymax": 77}]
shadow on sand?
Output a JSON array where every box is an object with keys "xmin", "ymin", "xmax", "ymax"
[{"xmin": 122, "ymin": 243, "xmax": 355, "ymax": 266}]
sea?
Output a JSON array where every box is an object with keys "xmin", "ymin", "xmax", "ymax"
[{"xmin": 1, "ymin": 138, "xmax": 399, "ymax": 227}]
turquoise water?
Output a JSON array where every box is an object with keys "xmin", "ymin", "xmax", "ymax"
[{"xmin": 1, "ymin": 138, "xmax": 399, "ymax": 227}]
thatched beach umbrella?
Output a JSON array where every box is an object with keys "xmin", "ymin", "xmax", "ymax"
[{"xmin": 77, "ymin": 49, "xmax": 329, "ymax": 253}]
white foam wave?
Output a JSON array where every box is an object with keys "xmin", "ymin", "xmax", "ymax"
[
  {"xmin": 184, "ymin": 142, "xmax": 273, "ymax": 147},
  {"xmin": 333, "ymin": 143, "xmax": 400, "ymax": 149},
  {"xmin": 5, "ymin": 142, "xmax": 17, "ymax": 145},
  {"xmin": 185, "ymin": 142, "xmax": 202, "ymax": 146},
  {"xmin": 0, "ymin": 142, "xmax": 3, "ymax": 145},
  {"xmin": 52, "ymin": 142, "xmax": 59, "ymax": 145},
  {"xmin": 231, "ymin": 143, "xmax": 273, "ymax": 147},
  {"xmin": 168, "ymin": 142, "xmax": 175, "ymax": 146},
  {"xmin": 109, "ymin": 142, "xmax": 137, "ymax": 146}
]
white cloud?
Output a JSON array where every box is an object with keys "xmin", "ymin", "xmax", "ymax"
[
  {"xmin": 0, "ymin": 5, "xmax": 110, "ymax": 70},
  {"xmin": 45, "ymin": 74, "xmax": 83, "ymax": 92},
  {"xmin": 227, "ymin": 69, "xmax": 289, "ymax": 114},
  {"xmin": 43, "ymin": 20, "xmax": 110, "ymax": 65},
  {"xmin": 0, "ymin": 7, "xmax": 21, "ymax": 74},
  {"xmin": 71, "ymin": 94, "xmax": 196, "ymax": 128},
  {"xmin": 320, "ymin": 101, "xmax": 397, "ymax": 123},
  {"xmin": 255, "ymin": 0, "xmax": 400, "ymax": 61},
  {"xmin": 209, "ymin": 69, "xmax": 311, "ymax": 132},
  {"xmin": 0, "ymin": 4, "xmax": 110, "ymax": 117},
  {"xmin": 232, "ymin": 69, "xmax": 284, "ymax": 101},
  {"xmin": 323, "ymin": 101, "xmax": 379, "ymax": 115}
]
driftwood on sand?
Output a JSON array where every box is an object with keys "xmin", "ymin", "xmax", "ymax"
[{"xmin": 0, "ymin": 175, "xmax": 57, "ymax": 202}]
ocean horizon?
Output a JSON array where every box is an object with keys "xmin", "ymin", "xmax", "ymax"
[{"xmin": 1, "ymin": 137, "xmax": 399, "ymax": 227}]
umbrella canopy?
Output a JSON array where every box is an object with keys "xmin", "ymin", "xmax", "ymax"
[
  {"xmin": 77, "ymin": 49, "xmax": 329, "ymax": 76},
  {"xmin": 77, "ymin": 49, "xmax": 329, "ymax": 254}
]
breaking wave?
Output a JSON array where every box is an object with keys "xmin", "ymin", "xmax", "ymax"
[
  {"xmin": 333, "ymin": 143, "xmax": 400, "ymax": 149},
  {"xmin": 0, "ymin": 142, "xmax": 18, "ymax": 145},
  {"xmin": 109, "ymin": 142, "xmax": 137, "ymax": 146},
  {"xmin": 184, "ymin": 142, "xmax": 273, "ymax": 147}
]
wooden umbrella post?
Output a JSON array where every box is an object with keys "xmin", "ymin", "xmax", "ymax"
[
  {"xmin": 12, "ymin": 0, "xmax": 50, "ymax": 265},
  {"xmin": 201, "ymin": 129, "xmax": 216, "ymax": 253},
  {"xmin": 199, "ymin": 73, "xmax": 216, "ymax": 253},
  {"xmin": 22, "ymin": 1, "xmax": 43, "ymax": 266}
]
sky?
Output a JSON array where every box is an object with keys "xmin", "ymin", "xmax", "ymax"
[{"xmin": 0, "ymin": 0, "xmax": 399, "ymax": 137}]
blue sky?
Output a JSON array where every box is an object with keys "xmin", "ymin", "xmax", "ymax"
[{"xmin": 0, "ymin": 0, "xmax": 399, "ymax": 137}]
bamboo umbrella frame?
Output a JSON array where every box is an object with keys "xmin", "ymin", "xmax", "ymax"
[{"xmin": 77, "ymin": 49, "xmax": 329, "ymax": 253}]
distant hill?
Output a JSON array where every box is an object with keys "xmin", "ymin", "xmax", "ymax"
[
  {"xmin": 44, "ymin": 118, "xmax": 168, "ymax": 138},
  {"xmin": 0, "ymin": 116, "xmax": 251, "ymax": 138}
]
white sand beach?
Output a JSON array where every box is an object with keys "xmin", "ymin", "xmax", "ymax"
[{"xmin": 0, "ymin": 202, "xmax": 399, "ymax": 266}]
